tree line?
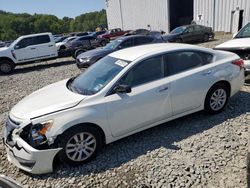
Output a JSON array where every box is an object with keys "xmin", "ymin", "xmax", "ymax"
[{"xmin": 0, "ymin": 9, "xmax": 107, "ymax": 41}]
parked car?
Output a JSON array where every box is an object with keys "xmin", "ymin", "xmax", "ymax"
[
  {"xmin": 3, "ymin": 43, "xmax": 244, "ymax": 174},
  {"xmin": 68, "ymin": 36, "xmax": 109, "ymax": 58},
  {"xmin": 214, "ymin": 22, "xmax": 250, "ymax": 76},
  {"xmin": 0, "ymin": 33, "xmax": 58, "ymax": 74},
  {"xmin": 98, "ymin": 28, "xmax": 129, "ymax": 41},
  {"xmin": 163, "ymin": 25, "xmax": 214, "ymax": 43},
  {"xmin": 0, "ymin": 175, "xmax": 22, "ymax": 188},
  {"xmin": 76, "ymin": 35, "xmax": 163, "ymax": 68},
  {"xmin": 56, "ymin": 36, "xmax": 77, "ymax": 50}
]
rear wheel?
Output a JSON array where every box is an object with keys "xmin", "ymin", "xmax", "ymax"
[
  {"xmin": 58, "ymin": 126, "xmax": 102, "ymax": 165},
  {"xmin": 204, "ymin": 83, "xmax": 229, "ymax": 114},
  {"xmin": 0, "ymin": 60, "xmax": 15, "ymax": 74}
]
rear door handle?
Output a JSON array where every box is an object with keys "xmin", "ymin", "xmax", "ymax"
[
  {"xmin": 48, "ymin": 45, "xmax": 53, "ymax": 47},
  {"xmin": 30, "ymin": 48, "xmax": 36, "ymax": 50}
]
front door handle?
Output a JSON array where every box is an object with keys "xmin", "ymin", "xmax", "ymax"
[
  {"xmin": 30, "ymin": 48, "xmax": 36, "ymax": 50},
  {"xmin": 158, "ymin": 86, "xmax": 169, "ymax": 92},
  {"xmin": 201, "ymin": 70, "xmax": 212, "ymax": 76},
  {"xmin": 48, "ymin": 45, "xmax": 53, "ymax": 47}
]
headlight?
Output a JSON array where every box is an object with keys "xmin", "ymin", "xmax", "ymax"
[
  {"xmin": 79, "ymin": 57, "xmax": 90, "ymax": 63},
  {"xmin": 30, "ymin": 120, "xmax": 53, "ymax": 146}
]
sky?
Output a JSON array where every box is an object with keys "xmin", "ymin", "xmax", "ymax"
[{"xmin": 0, "ymin": 0, "xmax": 106, "ymax": 18}]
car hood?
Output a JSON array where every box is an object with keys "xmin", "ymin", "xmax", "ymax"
[
  {"xmin": 56, "ymin": 42, "xmax": 64, "ymax": 47},
  {"xmin": 77, "ymin": 48, "xmax": 113, "ymax": 59},
  {"xmin": 215, "ymin": 38, "xmax": 250, "ymax": 49},
  {"xmin": 10, "ymin": 79, "xmax": 86, "ymax": 120},
  {"xmin": 0, "ymin": 46, "xmax": 9, "ymax": 52}
]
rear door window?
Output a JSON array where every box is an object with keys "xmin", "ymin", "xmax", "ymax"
[
  {"xmin": 134, "ymin": 37, "xmax": 154, "ymax": 45},
  {"xmin": 33, "ymin": 35, "xmax": 50, "ymax": 45},
  {"xmin": 164, "ymin": 51, "xmax": 213, "ymax": 76},
  {"xmin": 120, "ymin": 38, "xmax": 133, "ymax": 48}
]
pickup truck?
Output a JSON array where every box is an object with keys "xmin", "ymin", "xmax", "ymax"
[
  {"xmin": 0, "ymin": 32, "xmax": 58, "ymax": 74},
  {"xmin": 97, "ymin": 28, "xmax": 129, "ymax": 41}
]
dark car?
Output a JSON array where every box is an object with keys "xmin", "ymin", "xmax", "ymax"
[
  {"xmin": 76, "ymin": 35, "xmax": 163, "ymax": 68},
  {"xmin": 0, "ymin": 41, "xmax": 5, "ymax": 48},
  {"xmin": 163, "ymin": 25, "xmax": 214, "ymax": 43},
  {"xmin": 68, "ymin": 36, "xmax": 109, "ymax": 57}
]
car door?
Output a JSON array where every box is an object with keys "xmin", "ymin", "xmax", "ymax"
[
  {"xmin": 164, "ymin": 50, "xmax": 214, "ymax": 115},
  {"xmin": 193, "ymin": 25, "xmax": 203, "ymax": 41},
  {"xmin": 105, "ymin": 55, "xmax": 172, "ymax": 137},
  {"xmin": 34, "ymin": 35, "xmax": 57, "ymax": 59},
  {"xmin": 89, "ymin": 36, "xmax": 99, "ymax": 47},
  {"xmin": 14, "ymin": 37, "xmax": 39, "ymax": 63},
  {"xmin": 182, "ymin": 26, "xmax": 195, "ymax": 43},
  {"xmin": 134, "ymin": 36, "xmax": 154, "ymax": 46}
]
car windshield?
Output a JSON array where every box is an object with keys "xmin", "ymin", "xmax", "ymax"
[
  {"xmin": 69, "ymin": 56, "xmax": 130, "ymax": 95},
  {"xmin": 103, "ymin": 39, "xmax": 123, "ymax": 50},
  {"xmin": 235, "ymin": 23, "xmax": 250, "ymax": 38},
  {"xmin": 170, "ymin": 26, "xmax": 186, "ymax": 34}
]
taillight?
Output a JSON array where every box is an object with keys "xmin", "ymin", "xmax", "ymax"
[{"xmin": 232, "ymin": 59, "xmax": 244, "ymax": 70}]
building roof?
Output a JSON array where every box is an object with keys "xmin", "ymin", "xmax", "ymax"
[{"xmin": 109, "ymin": 43, "xmax": 205, "ymax": 61}]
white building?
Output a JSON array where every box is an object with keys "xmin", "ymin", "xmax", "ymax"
[{"xmin": 106, "ymin": 0, "xmax": 250, "ymax": 33}]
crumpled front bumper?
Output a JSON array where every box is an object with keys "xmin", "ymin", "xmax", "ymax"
[{"xmin": 3, "ymin": 118, "xmax": 62, "ymax": 175}]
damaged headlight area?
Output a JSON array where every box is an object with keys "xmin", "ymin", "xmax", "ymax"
[{"xmin": 20, "ymin": 120, "xmax": 53, "ymax": 149}]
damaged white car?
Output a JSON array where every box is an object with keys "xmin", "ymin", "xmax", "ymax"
[
  {"xmin": 215, "ymin": 22, "xmax": 250, "ymax": 75},
  {"xmin": 3, "ymin": 43, "xmax": 244, "ymax": 174}
]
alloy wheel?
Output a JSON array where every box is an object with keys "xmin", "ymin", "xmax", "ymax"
[
  {"xmin": 65, "ymin": 132, "xmax": 97, "ymax": 162},
  {"xmin": 209, "ymin": 88, "xmax": 227, "ymax": 111}
]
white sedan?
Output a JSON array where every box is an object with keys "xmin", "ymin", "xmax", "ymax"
[{"xmin": 3, "ymin": 43, "xmax": 244, "ymax": 174}]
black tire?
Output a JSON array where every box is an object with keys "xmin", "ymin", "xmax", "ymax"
[
  {"xmin": 247, "ymin": 152, "xmax": 250, "ymax": 187},
  {"xmin": 58, "ymin": 126, "xmax": 102, "ymax": 166},
  {"xmin": 204, "ymin": 83, "xmax": 229, "ymax": 114},
  {"xmin": 203, "ymin": 34, "xmax": 209, "ymax": 42},
  {"xmin": 60, "ymin": 45, "xmax": 66, "ymax": 50},
  {"xmin": 100, "ymin": 40, "xmax": 106, "ymax": 47},
  {"xmin": 0, "ymin": 60, "xmax": 15, "ymax": 74},
  {"xmin": 73, "ymin": 49, "xmax": 85, "ymax": 59}
]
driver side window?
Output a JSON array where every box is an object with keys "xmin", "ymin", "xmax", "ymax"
[
  {"xmin": 119, "ymin": 55, "xmax": 164, "ymax": 87},
  {"xmin": 16, "ymin": 37, "xmax": 34, "ymax": 49}
]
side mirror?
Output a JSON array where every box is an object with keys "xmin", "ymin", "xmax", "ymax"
[
  {"xmin": 184, "ymin": 30, "xmax": 189, "ymax": 34},
  {"xmin": 114, "ymin": 84, "xmax": 131, "ymax": 93},
  {"xmin": 14, "ymin": 45, "xmax": 20, "ymax": 49}
]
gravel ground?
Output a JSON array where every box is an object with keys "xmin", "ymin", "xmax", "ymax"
[{"xmin": 0, "ymin": 34, "xmax": 249, "ymax": 188}]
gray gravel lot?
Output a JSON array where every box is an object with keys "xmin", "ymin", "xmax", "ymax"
[{"xmin": 0, "ymin": 34, "xmax": 249, "ymax": 187}]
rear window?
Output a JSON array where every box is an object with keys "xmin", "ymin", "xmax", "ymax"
[{"xmin": 34, "ymin": 35, "xmax": 50, "ymax": 45}]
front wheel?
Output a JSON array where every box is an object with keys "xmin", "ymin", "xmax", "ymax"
[
  {"xmin": 204, "ymin": 83, "xmax": 229, "ymax": 114},
  {"xmin": 58, "ymin": 126, "xmax": 102, "ymax": 166},
  {"xmin": 0, "ymin": 60, "xmax": 15, "ymax": 74}
]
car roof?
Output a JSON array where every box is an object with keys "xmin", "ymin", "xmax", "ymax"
[
  {"xmin": 109, "ymin": 43, "xmax": 209, "ymax": 61},
  {"xmin": 19, "ymin": 32, "xmax": 52, "ymax": 38}
]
